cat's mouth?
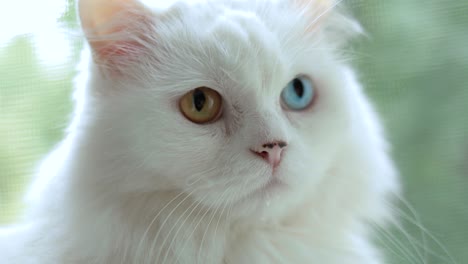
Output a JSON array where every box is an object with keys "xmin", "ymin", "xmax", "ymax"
[
  {"xmin": 262, "ymin": 177, "xmax": 284, "ymax": 191},
  {"xmin": 253, "ymin": 177, "xmax": 288, "ymax": 198},
  {"xmin": 233, "ymin": 177, "xmax": 286, "ymax": 206}
]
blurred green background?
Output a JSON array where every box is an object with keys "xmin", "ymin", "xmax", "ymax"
[{"xmin": 0, "ymin": 0, "xmax": 467, "ymax": 263}]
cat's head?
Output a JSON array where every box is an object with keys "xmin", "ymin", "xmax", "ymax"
[{"xmin": 76, "ymin": 0, "xmax": 396, "ymax": 220}]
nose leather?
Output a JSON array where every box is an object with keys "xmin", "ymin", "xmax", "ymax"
[{"xmin": 251, "ymin": 141, "xmax": 287, "ymax": 168}]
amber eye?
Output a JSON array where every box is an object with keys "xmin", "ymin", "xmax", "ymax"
[{"xmin": 179, "ymin": 87, "xmax": 223, "ymax": 124}]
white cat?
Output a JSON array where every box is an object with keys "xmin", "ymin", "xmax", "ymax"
[{"xmin": 1, "ymin": 0, "xmax": 399, "ymax": 263}]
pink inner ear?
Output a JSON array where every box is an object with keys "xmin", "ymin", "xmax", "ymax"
[
  {"xmin": 86, "ymin": 13, "xmax": 154, "ymax": 75},
  {"xmin": 94, "ymin": 40, "xmax": 144, "ymax": 61},
  {"xmin": 90, "ymin": 38, "xmax": 150, "ymax": 77},
  {"xmin": 79, "ymin": 0, "xmax": 153, "ymax": 70}
]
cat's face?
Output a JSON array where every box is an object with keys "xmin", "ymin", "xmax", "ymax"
[{"xmin": 78, "ymin": 0, "xmax": 367, "ymax": 217}]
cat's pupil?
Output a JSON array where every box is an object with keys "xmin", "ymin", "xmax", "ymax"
[
  {"xmin": 193, "ymin": 89, "xmax": 206, "ymax": 112},
  {"xmin": 293, "ymin": 79, "xmax": 304, "ymax": 98}
]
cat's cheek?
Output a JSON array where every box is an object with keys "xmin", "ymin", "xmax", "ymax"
[{"xmin": 279, "ymin": 152, "xmax": 318, "ymax": 189}]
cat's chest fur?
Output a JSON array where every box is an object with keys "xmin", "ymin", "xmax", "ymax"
[
  {"xmin": 36, "ymin": 207, "xmax": 378, "ymax": 264},
  {"xmin": 4, "ymin": 184, "xmax": 381, "ymax": 264},
  {"xmin": 30, "ymin": 188, "xmax": 379, "ymax": 264}
]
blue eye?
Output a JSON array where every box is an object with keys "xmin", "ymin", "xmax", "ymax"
[{"xmin": 281, "ymin": 76, "xmax": 315, "ymax": 111}]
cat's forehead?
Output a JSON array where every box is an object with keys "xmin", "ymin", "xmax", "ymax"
[
  {"xmin": 195, "ymin": 7, "xmax": 289, "ymax": 88},
  {"xmin": 142, "ymin": 0, "xmax": 283, "ymax": 11},
  {"xmin": 150, "ymin": 0, "xmax": 309, "ymax": 95}
]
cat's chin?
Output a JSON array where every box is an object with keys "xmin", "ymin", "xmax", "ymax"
[
  {"xmin": 224, "ymin": 177, "xmax": 300, "ymax": 219},
  {"xmin": 256, "ymin": 177, "xmax": 287, "ymax": 196}
]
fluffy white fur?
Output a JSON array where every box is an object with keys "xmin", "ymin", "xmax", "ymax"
[{"xmin": 1, "ymin": 0, "xmax": 399, "ymax": 263}]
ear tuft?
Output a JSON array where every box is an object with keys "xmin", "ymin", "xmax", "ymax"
[
  {"xmin": 293, "ymin": 0, "xmax": 335, "ymax": 30},
  {"xmin": 293, "ymin": 0, "xmax": 362, "ymax": 46}
]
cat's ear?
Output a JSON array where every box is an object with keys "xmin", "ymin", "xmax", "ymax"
[
  {"xmin": 293, "ymin": 0, "xmax": 335, "ymax": 31},
  {"xmin": 79, "ymin": 0, "xmax": 154, "ymax": 71},
  {"xmin": 292, "ymin": 0, "xmax": 362, "ymax": 46}
]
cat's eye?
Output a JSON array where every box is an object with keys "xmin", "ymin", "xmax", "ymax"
[
  {"xmin": 179, "ymin": 87, "xmax": 223, "ymax": 124},
  {"xmin": 281, "ymin": 76, "xmax": 315, "ymax": 111}
]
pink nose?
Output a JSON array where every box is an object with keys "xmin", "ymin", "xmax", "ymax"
[{"xmin": 251, "ymin": 141, "xmax": 287, "ymax": 168}]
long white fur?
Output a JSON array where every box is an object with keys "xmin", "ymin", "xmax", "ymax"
[{"xmin": 1, "ymin": 0, "xmax": 399, "ymax": 263}]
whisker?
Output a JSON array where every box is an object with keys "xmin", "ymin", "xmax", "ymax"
[
  {"xmin": 165, "ymin": 176, "xmax": 239, "ymax": 264},
  {"xmin": 393, "ymin": 197, "xmax": 429, "ymax": 262},
  {"xmin": 385, "ymin": 203, "xmax": 427, "ymax": 264},
  {"xmin": 197, "ymin": 177, "xmax": 241, "ymax": 263},
  {"xmin": 135, "ymin": 190, "xmax": 187, "ymax": 261},
  {"xmin": 389, "ymin": 198, "xmax": 458, "ymax": 264},
  {"xmin": 138, "ymin": 172, "xmax": 215, "ymax": 263},
  {"xmin": 373, "ymin": 222, "xmax": 422, "ymax": 264},
  {"xmin": 209, "ymin": 183, "xmax": 240, "ymax": 263},
  {"xmin": 147, "ymin": 183, "xmax": 204, "ymax": 263},
  {"xmin": 159, "ymin": 195, "xmax": 204, "ymax": 264}
]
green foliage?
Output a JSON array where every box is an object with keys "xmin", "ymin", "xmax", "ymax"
[
  {"xmin": 0, "ymin": 0, "xmax": 466, "ymax": 263},
  {"xmin": 352, "ymin": 1, "xmax": 468, "ymax": 262},
  {"xmin": 0, "ymin": 35, "xmax": 75, "ymax": 223}
]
